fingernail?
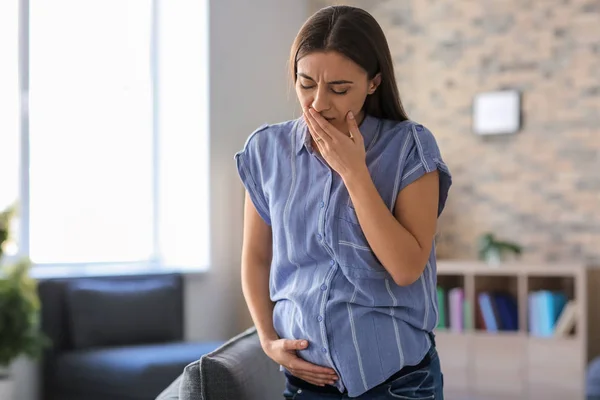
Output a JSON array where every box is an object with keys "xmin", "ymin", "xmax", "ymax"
[
  {"xmin": 301, "ymin": 341, "xmax": 307, "ymax": 346},
  {"xmin": 348, "ymin": 111, "xmax": 354, "ymax": 120}
]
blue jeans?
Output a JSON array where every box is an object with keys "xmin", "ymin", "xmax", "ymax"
[{"xmin": 283, "ymin": 346, "xmax": 444, "ymax": 399}]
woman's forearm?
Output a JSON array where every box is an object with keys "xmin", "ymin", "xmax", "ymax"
[
  {"xmin": 241, "ymin": 257, "xmax": 278, "ymax": 348},
  {"xmin": 342, "ymin": 167, "xmax": 428, "ymax": 286}
]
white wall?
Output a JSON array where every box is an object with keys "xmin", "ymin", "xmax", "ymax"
[
  {"xmin": 184, "ymin": 0, "xmax": 307, "ymax": 341},
  {"xmin": 12, "ymin": 2, "xmax": 308, "ymax": 399}
]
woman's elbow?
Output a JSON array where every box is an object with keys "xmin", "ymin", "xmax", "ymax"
[
  {"xmin": 391, "ymin": 271, "xmax": 421, "ymax": 287},
  {"xmin": 389, "ymin": 260, "xmax": 428, "ymax": 287}
]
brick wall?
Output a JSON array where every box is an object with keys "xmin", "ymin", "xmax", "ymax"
[{"xmin": 309, "ymin": 0, "xmax": 600, "ymax": 263}]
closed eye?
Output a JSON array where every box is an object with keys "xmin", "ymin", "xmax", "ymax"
[
  {"xmin": 300, "ymin": 84, "xmax": 348, "ymax": 95},
  {"xmin": 331, "ymin": 88, "xmax": 348, "ymax": 95}
]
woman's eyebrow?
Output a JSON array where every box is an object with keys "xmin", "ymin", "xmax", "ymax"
[{"xmin": 297, "ymin": 72, "xmax": 353, "ymax": 85}]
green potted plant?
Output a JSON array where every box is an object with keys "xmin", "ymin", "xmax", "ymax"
[
  {"xmin": 0, "ymin": 204, "xmax": 13, "ymax": 261},
  {"xmin": 0, "ymin": 204, "xmax": 49, "ymax": 398},
  {"xmin": 477, "ymin": 232, "xmax": 523, "ymax": 266}
]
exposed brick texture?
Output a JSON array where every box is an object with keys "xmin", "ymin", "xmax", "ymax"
[{"xmin": 309, "ymin": 0, "xmax": 600, "ymax": 263}]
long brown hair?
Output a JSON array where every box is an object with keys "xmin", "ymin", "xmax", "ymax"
[{"xmin": 289, "ymin": 6, "xmax": 409, "ymax": 121}]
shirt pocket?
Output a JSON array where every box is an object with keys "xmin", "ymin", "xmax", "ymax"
[{"xmin": 336, "ymin": 206, "xmax": 390, "ymax": 280}]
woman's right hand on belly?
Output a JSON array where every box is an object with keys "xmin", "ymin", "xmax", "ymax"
[{"xmin": 262, "ymin": 338, "xmax": 339, "ymax": 387}]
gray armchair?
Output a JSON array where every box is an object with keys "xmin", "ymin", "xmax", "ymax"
[{"xmin": 156, "ymin": 327, "xmax": 285, "ymax": 400}]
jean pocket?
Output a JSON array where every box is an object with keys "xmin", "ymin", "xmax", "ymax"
[
  {"xmin": 283, "ymin": 382, "xmax": 301, "ymax": 400},
  {"xmin": 336, "ymin": 207, "xmax": 390, "ymax": 279},
  {"xmin": 386, "ymin": 369, "xmax": 436, "ymax": 400}
]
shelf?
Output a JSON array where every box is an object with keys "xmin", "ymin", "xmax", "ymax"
[
  {"xmin": 436, "ymin": 330, "xmax": 527, "ymax": 339},
  {"xmin": 436, "ymin": 330, "xmax": 578, "ymax": 341},
  {"xmin": 527, "ymin": 335, "xmax": 579, "ymax": 344},
  {"xmin": 437, "ymin": 260, "xmax": 588, "ymax": 277},
  {"xmin": 471, "ymin": 330, "xmax": 526, "ymax": 338},
  {"xmin": 432, "ymin": 260, "xmax": 599, "ymax": 399}
]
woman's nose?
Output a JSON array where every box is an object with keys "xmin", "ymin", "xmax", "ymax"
[{"xmin": 311, "ymin": 88, "xmax": 330, "ymax": 113}]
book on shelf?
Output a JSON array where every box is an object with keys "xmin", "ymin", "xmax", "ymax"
[
  {"xmin": 528, "ymin": 290, "xmax": 571, "ymax": 337},
  {"xmin": 478, "ymin": 292, "xmax": 498, "ymax": 332},
  {"xmin": 435, "ymin": 286, "xmax": 502, "ymax": 332},
  {"xmin": 463, "ymin": 299, "xmax": 473, "ymax": 331},
  {"xmin": 553, "ymin": 300, "xmax": 577, "ymax": 337},
  {"xmin": 448, "ymin": 287, "xmax": 464, "ymax": 333},
  {"xmin": 436, "ymin": 286, "xmax": 447, "ymax": 330},
  {"xmin": 476, "ymin": 291, "xmax": 519, "ymax": 332},
  {"xmin": 435, "ymin": 287, "xmax": 523, "ymax": 333},
  {"xmin": 436, "ymin": 286, "xmax": 465, "ymax": 331}
]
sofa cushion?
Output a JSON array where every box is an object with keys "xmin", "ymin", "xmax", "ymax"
[
  {"xmin": 65, "ymin": 275, "xmax": 182, "ymax": 349},
  {"xmin": 179, "ymin": 327, "xmax": 285, "ymax": 400},
  {"xmin": 52, "ymin": 341, "xmax": 223, "ymax": 400}
]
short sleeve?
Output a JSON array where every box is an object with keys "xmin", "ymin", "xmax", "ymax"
[
  {"xmin": 398, "ymin": 123, "xmax": 452, "ymax": 216},
  {"xmin": 234, "ymin": 124, "xmax": 272, "ymax": 225}
]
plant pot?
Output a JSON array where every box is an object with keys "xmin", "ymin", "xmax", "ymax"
[
  {"xmin": 0, "ymin": 378, "xmax": 13, "ymax": 399},
  {"xmin": 0, "ymin": 367, "xmax": 13, "ymax": 400},
  {"xmin": 484, "ymin": 248, "xmax": 502, "ymax": 267}
]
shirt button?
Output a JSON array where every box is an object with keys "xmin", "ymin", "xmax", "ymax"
[
  {"xmin": 317, "ymin": 315, "xmax": 323, "ymax": 322},
  {"xmin": 319, "ymin": 201, "xmax": 325, "ymax": 208},
  {"xmin": 320, "ymin": 284, "xmax": 327, "ymax": 291},
  {"xmin": 329, "ymin": 259, "xmax": 335, "ymax": 266},
  {"xmin": 321, "ymin": 347, "xmax": 328, "ymax": 353},
  {"xmin": 416, "ymin": 125, "xmax": 424, "ymax": 131},
  {"xmin": 316, "ymin": 234, "xmax": 322, "ymax": 241}
]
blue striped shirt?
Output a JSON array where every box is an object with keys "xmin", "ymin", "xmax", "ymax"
[{"xmin": 234, "ymin": 114, "xmax": 452, "ymax": 397}]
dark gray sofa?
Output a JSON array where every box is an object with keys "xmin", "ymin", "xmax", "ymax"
[
  {"xmin": 38, "ymin": 273, "xmax": 224, "ymax": 400},
  {"xmin": 156, "ymin": 326, "xmax": 285, "ymax": 400}
]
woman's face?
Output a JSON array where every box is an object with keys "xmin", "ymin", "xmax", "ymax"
[{"xmin": 295, "ymin": 51, "xmax": 380, "ymax": 133}]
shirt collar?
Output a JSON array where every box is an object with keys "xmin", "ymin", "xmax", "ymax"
[{"xmin": 294, "ymin": 113, "xmax": 380, "ymax": 155}]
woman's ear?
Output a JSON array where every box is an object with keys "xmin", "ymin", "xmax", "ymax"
[{"xmin": 368, "ymin": 73, "xmax": 382, "ymax": 95}]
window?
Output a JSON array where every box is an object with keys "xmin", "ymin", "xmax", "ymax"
[
  {"xmin": 157, "ymin": 0, "xmax": 209, "ymax": 269},
  {"xmin": 0, "ymin": 0, "xmax": 20, "ymax": 219},
  {"xmin": 4, "ymin": 0, "xmax": 209, "ymax": 270},
  {"xmin": 29, "ymin": 0, "xmax": 155, "ymax": 264}
]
